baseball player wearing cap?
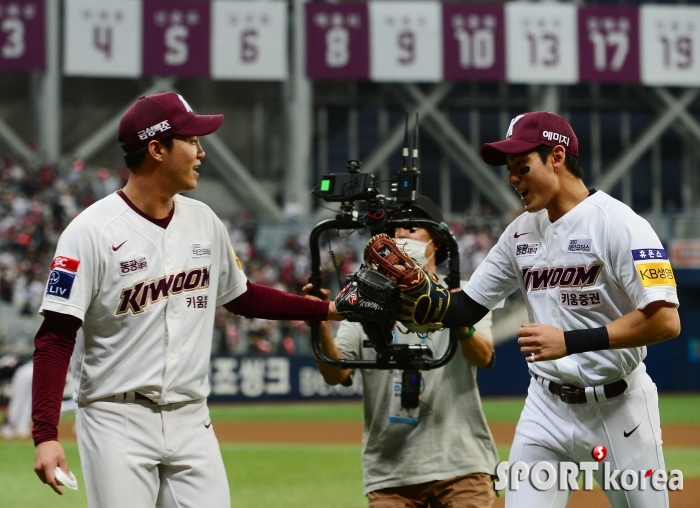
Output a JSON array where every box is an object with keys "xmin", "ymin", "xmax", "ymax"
[
  {"xmin": 31, "ymin": 92, "xmax": 341, "ymax": 508},
  {"xmin": 308, "ymin": 197, "xmax": 500, "ymax": 508},
  {"xmin": 405, "ymin": 112, "xmax": 679, "ymax": 507}
]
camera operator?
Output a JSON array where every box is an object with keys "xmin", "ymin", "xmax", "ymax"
[{"xmin": 305, "ymin": 196, "xmax": 499, "ymax": 508}]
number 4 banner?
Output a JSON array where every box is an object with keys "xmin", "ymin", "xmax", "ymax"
[{"xmin": 64, "ymin": 0, "xmax": 143, "ymax": 78}]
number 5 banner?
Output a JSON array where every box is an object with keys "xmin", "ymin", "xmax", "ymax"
[
  {"xmin": 212, "ymin": 0, "xmax": 287, "ymax": 81},
  {"xmin": 0, "ymin": 0, "xmax": 44, "ymax": 71},
  {"xmin": 142, "ymin": 0, "xmax": 210, "ymax": 77},
  {"xmin": 64, "ymin": 0, "xmax": 142, "ymax": 77}
]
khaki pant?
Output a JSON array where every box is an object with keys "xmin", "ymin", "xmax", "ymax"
[{"xmin": 367, "ymin": 473, "xmax": 495, "ymax": 508}]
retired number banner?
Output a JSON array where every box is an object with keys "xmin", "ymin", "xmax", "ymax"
[{"xmin": 0, "ymin": 0, "xmax": 44, "ymax": 71}]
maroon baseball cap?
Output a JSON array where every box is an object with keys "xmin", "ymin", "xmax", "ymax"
[
  {"xmin": 480, "ymin": 111, "xmax": 579, "ymax": 166},
  {"xmin": 118, "ymin": 92, "xmax": 223, "ymax": 153}
]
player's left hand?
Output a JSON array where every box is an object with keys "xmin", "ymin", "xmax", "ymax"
[
  {"xmin": 517, "ymin": 323, "xmax": 567, "ymax": 362},
  {"xmin": 302, "ymin": 283, "xmax": 343, "ymax": 322}
]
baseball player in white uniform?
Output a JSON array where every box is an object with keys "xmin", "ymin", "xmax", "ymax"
[
  {"xmin": 408, "ymin": 111, "xmax": 680, "ymax": 507},
  {"xmin": 31, "ymin": 92, "xmax": 340, "ymax": 507}
]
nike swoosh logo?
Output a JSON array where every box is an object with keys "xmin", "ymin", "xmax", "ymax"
[
  {"xmin": 112, "ymin": 241, "xmax": 128, "ymax": 251},
  {"xmin": 514, "ymin": 232, "xmax": 530, "ymax": 238},
  {"xmin": 204, "ymin": 422, "xmax": 212, "ymax": 429},
  {"xmin": 624, "ymin": 423, "xmax": 641, "ymax": 438}
]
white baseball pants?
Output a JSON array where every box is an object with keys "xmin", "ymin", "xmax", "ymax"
[
  {"xmin": 76, "ymin": 393, "xmax": 230, "ymax": 508},
  {"xmin": 505, "ymin": 365, "xmax": 668, "ymax": 508}
]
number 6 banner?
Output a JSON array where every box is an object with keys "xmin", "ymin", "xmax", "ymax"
[{"xmin": 211, "ymin": 0, "xmax": 287, "ymax": 80}]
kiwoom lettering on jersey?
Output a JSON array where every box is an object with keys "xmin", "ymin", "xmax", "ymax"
[
  {"xmin": 542, "ymin": 130, "xmax": 570, "ymax": 146},
  {"xmin": 116, "ymin": 265, "xmax": 210, "ymax": 315},
  {"xmin": 568, "ymin": 239, "xmax": 592, "ymax": 253},
  {"xmin": 516, "ymin": 243, "xmax": 539, "ymax": 256},
  {"xmin": 521, "ymin": 264, "xmax": 603, "ymax": 291}
]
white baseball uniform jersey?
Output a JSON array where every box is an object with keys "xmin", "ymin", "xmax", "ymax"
[
  {"xmin": 40, "ymin": 192, "xmax": 247, "ymax": 508},
  {"xmin": 465, "ymin": 190, "xmax": 678, "ymax": 508},
  {"xmin": 41, "ymin": 192, "xmax": 247, "ymax": 404}
]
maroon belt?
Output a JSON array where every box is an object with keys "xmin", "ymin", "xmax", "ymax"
[{"xmin": 532, "ymin": 373, "xmax": 627, "ymax": 404}]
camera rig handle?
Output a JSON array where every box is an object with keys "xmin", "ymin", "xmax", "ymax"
[{"xmin": 308, "ymin": 216, "xmax": 461, "ymax": 371}]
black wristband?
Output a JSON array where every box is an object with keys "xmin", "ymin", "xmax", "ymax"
[{"xmin": 564, "ymin": 326, "xmax": 610, "ymax": 355}]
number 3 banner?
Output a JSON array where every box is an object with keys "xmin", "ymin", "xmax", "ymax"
[{"xmin": 0, "ymin": 0, "xmax": 44, "ymax": 71}]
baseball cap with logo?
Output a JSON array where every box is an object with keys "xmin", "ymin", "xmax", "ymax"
[
  {"xmin": 118, "ymin": 92, "xmax": 223, "ymax": 153},
  {"xmin": 480, "ymin": 111, "xmax": 579, "ymax": 166}
]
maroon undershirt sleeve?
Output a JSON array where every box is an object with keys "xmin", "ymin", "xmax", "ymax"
[
  {"xmin": 32, "ymin": 310, "xmax": 82, "ymax": 446},
  {"xmin": 224, "ymin": 281, "xmax": 329, "ymax": 321}
]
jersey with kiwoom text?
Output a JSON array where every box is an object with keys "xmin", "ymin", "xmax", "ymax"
[
  {"xmin": 40, "ymin": 193, "xmax": 247, "ymax": 404},
  {"xmin": 465, "ymin": 191, "xmax": 678, "ymax": 386}
]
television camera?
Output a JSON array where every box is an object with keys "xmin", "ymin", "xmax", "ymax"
[{"xmin": 307, "ymin": 113, "xmax": 462, "ymax": 410}]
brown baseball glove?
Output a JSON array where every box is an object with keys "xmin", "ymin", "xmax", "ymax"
[{"xmin": 363, "ymin": 233, "xmax": 450, "ymax": 333}]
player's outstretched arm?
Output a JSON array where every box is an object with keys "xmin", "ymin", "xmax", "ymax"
[
  {"xmin": 302, "ymin": 284, "xmax": 351, "ymax": 385},
  {"xmin": 223, "ymin": 281, "xmax": 343, "ymax": 322},
  {"xmin": 34, "ymin": 440, "xmax": 69, "ymax": 495}
]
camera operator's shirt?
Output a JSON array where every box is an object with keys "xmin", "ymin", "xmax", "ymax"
[
  {"xmin": 465, "ymin": 190, "xmax": 679, "ymax": 387},
  {"xmin": 333, "ymin": 299, "xmax": 499, "ymax": 494}
]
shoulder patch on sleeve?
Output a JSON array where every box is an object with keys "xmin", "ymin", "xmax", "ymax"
[
  {"xmin": 631, "ymin": 249, "xmax": 668, "ymax": 262},
  {"xmin": 636, "ymin": 262, "xmax": 676, "ymax": 287},
  {"xmin": 46, "ymin": 270, "xmax": 76, "ymax": 299},
  {"xmin": 51, "ymin": 256, "xmax": 80, "ymax": 272}
]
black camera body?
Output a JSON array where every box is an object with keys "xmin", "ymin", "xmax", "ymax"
[{"xmin": 308, "ymin": 113, "xmax": 461, "ymax": 411}]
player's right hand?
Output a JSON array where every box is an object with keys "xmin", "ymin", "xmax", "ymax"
[{"xmin": 34, "ymin": 440, "xmax": 69, "ymax": 495}]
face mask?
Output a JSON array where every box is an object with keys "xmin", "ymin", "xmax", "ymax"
[{"xmin": 399, "ymin": 238, "xmax": 434, "ymax": 267}]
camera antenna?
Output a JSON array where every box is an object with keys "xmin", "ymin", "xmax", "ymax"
[
  {"xmin": 411, "ymin": 112, "xmax": 419, "ymax": 172},
  {"xmin": 402, "ymin": 111, "xmax": 410, "ymax": 172}
]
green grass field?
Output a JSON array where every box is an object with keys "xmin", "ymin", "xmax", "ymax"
[{"xmin": 2, "ymin": 394, "xmax": 699, "ymax": 508}]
